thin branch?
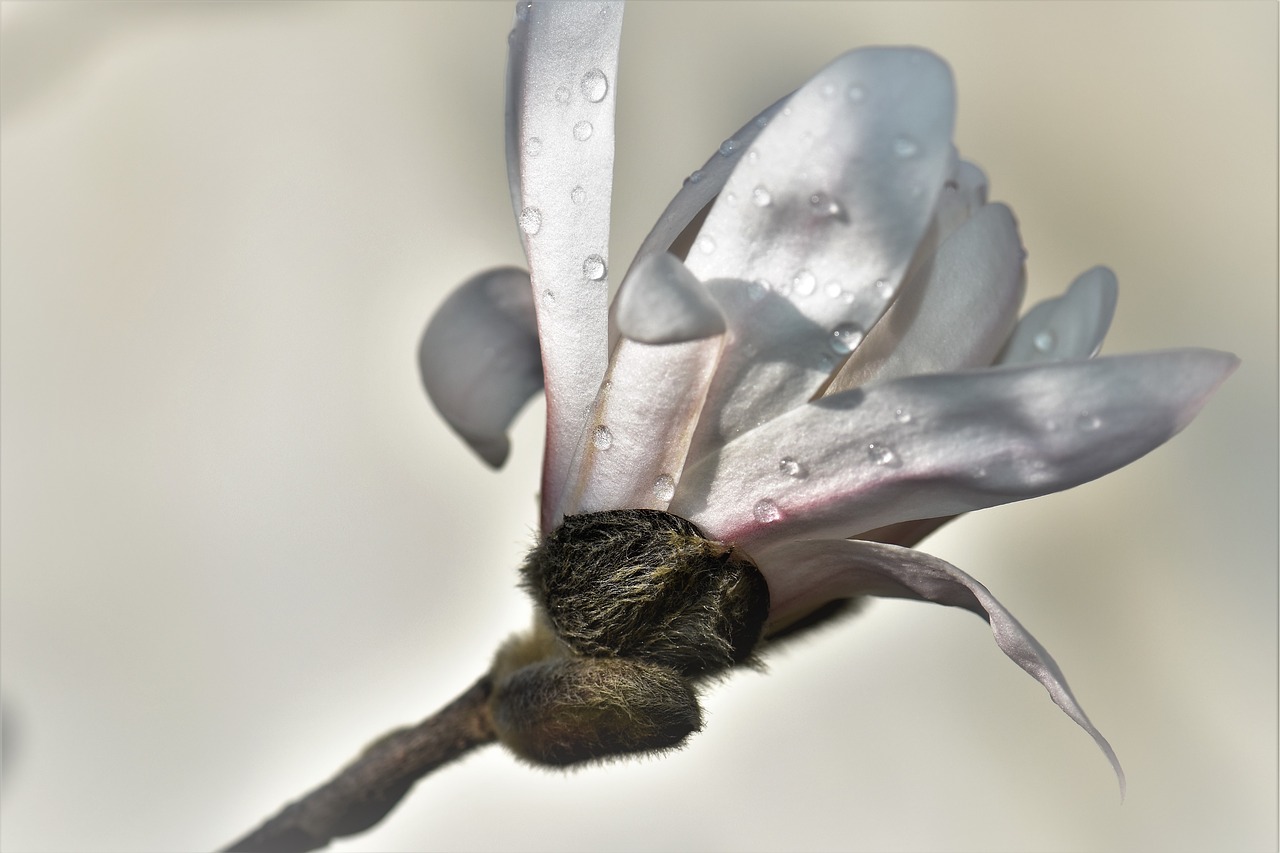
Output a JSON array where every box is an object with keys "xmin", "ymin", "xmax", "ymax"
[{"xmin": 222, "ymin": 675, "xmax": 497, "ymax": 853}]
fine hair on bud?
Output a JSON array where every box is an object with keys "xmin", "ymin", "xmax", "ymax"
[
  {"xmin": 490, "ymin": 656, "xmax": 702, "ymax": 766},
  {"xmin": 522, "ymin": 509, "xmax": 771, "ymax": 677}
]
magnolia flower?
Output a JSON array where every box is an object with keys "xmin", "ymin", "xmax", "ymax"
[{"xmin": 420, "ymin": 0, "xmax": 1234, "ymax": 786}]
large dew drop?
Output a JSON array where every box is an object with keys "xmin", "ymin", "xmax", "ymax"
[
  {"xmin": 582, "ymin": 254, "xmax": 607, "ymax": 281},
  {"xmin": 751, "ymin": 185, "xmax": 773, "ymax": 207},
  {"xmin": 592, "ymin": 425, "xmax": 614, "ymax": 450},
  {"xmin": 867, "ymin": 443, "xmax": 900, "ymax": 467},
  {"xmin": 753, "ymin": 498, "xmax": 781, "ymax": 524},
  {"xmin": 1034, "ymin": 329, "xmax": 1056, "ymax": 353},
  {"xmin": 581, "ymin": 69, "xmax": 609, "ymax": 103},
  {"xmin": 652, "ymin": 474, "xmax": 676, "ymax": 502},
  {"xmin": 573, "ymin": 121, "xmax": 594, "ymax": 141},
  {"xmin": 518, "ymin": 207, "xmax": 542, "ymax": 235},
  {"xmin": 778, "ymin": 457, "xmax": 807, "ymax": 479},
  {"xmin": 829, "ymin": 323, "xmax": 864, "ymax": 355},
  {"xmin": 792, "ymin": 269, "xmax": 817, "ymax": 297}
]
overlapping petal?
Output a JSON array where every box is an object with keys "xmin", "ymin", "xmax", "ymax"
[
  {"xmin": 418, "ymin": 267, "xmax": 541, "ymax": 467},
  {"xmin": 670, "ymin": 349, "xmax": 1238, "ymax": 550},
  {"xmin": 682, "ymin": 47, "xmax": 957, "ymax": 459},
  {"xmin": 756, "ymin": 538, "xmax": 1126, "ymax": 795},
  {"xmin": 1001, "ymin": 266, "xmax": 1119, "ymax": 364},
  {"xmin": 506, "ymin": 0, "xmax": 625, "ymax": 530},
  {"xmin": 557, "ymin": 254, "xmax": 725, "ymax": 523}
]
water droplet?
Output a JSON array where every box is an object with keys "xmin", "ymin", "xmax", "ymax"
[
  {"xmin": 718, "ymin": 137, "xmax": 739, "ymax": 157},
  {"xmin": 697, "ymin": 235, "xmax": 716, "ymax": 254},
  {"xmin": 541, "ymin": 289, "xmax": 556, "ymax": 306},
  {"xmin": 724, "ymin": 192, "xmax": 737, "ymax": 204},
  {"xmin": 782, "ymin": 106, "xmax": 793, "ymax": 117},
  {"xmin": 792, "ymin": 269, "xmax": 816, "ymax": 296},
  {"xmin": 582, "ymin": 254, "xmax": 607, "ymax": 281},
  {"xmin": 581, "ymin": 68, "xmax": 609, "ymax": 103},
  {"xmin": 779, "ymin": 457, "xmax": 807, "ymax": 478},
  {"xmin": 592, "ymin": 425, "xmax": 613, "ymax": 450},
  {"xmin": 894, "ymin": 408, "xmax": 912, "ymax": 424},
  {"xmin": 747, "ymin": 149, "xmax": 759, "ymax": 164},
  {"xmin": 554, "ymin": 85, "xmax": 571, "ymax": 104},
  {"xmin": 873, "ymin": 278, "xmax": 895, "ymax": 298},
  {"xmin": 824, "ymin": 282, "xmax": 844, "ymax": 300},
  {"xmin": 847, "ymin": 83, "xmax": 866, "ymax": 102},
  {"xmin": 747, "ymin": 280, "xmax": 769, "ymax": 301},
  {"xmin": 751, "ymin": 185, "xmax": 773, "ymax": 207},
  {"xmin": 755, "ymin": 114, "xmax": 770, "ymax": 128},
  {"xmin": 753, "ymin": 498, "xmax": 781, "ymax": 524},
  {"xmin": 893, "ymin": 135, "xmax": 919, "ymax": 158},
  {"xmin": 829, "ymin": 323, "xmax": 865, "ymax": 355},
  {"xmin": 571, "ymin": 185, "xmax": 586, "ymax": 204},
  {"xmin": 686, "ymin": 169, "xmax": 705, "ymax": 185},
  {"xmin": 518, "ymin": 206, "xmax": 542, "ymax": 235},
  {"xmin": 809, "ymin": 191, "xmax": 843, "ymax": 218},
  {"xmin": 573, "ymin": 120, "xmax": 593, "ymax": 141},
  {"xmin": 1077, "ymin": 412, "xmax": 1102, "ymax": 431},
  {"xmin": 515, "ymin": 1, "xmax": 532, "ymax": 21},
  {"xmin": 652, "ymin": 474, "xmax": 676, "ymax": 502},
  {"xmin": 524, "ymin": 136, "xmax": 543, "ymax": 156},
  {"xmin": 821, "ymin": 82, "xmax": 836, "ymax": 99},
  {"xmin": 867, "ymin": 443, "xmax": 899, "ymax": 467},
  {"xmin": 1033, "ymin": 329, "xmax": 1056, "ymax": 353}
]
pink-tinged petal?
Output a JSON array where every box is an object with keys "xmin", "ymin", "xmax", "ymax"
[
  {"xmin": 757, "ymin": 538, "xmax": 1125, "ymax": 796},
  {"xmin": 418, "ymin": 267, "xmax": 541, "ymax": 468},
  {"xmin": 1000, "ymin": 266, "xmax": 1119, "ymax": 364},
  {"xmin": 505, "ymin": 0, "xmax": 624, "ymax": 531},
  {"xmin": 627, "ymin": 96, "xmax": 790, "ymax": 271},
  {"xmin": 829, "ymin": 203, "xmax": 1026, "ymax": 392},
  {"xmin": 671, "ymin": 349, "xmax": 1239, "ymax": 549},
  {"xmin": 556, "ymin": 256, "xmax": 725, "ymax": 522},
  {"xmin": 683, "ymin": 47, "xmax": 957, "ymax": 459}
]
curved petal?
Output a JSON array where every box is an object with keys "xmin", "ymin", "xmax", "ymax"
[
  {"xmin": 829, "ymin": 203, "xmax": 1026, "ymax": 392},
  {"xmin": 419, "ymin": 267, "xmax": 542, "ymax": 467},
  {"xmin": 506, "ymin": 0, "xmax": 624, "ymax": 530},
  {"xmin": 1000, "ymin": 266, "xmax": 1119, "ymax": 364},
  {"xmin": 557, "ymin": 255, "xmax": 725, "ymax": 522},
  {"xmin": 683, "ymin": 47, "xmax": 957, "ymax": 460},
  {"xmin": 670, "ymin": 349, "xmax": 1239, "ymax": 549},
  {"xmin": 757, "ymin": 538, "xmax": 1125, "ymax": 796}
]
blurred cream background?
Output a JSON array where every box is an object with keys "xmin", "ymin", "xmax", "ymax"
[{"xmin": 1, "ymin": 2, "xmax": 1274, "ymax": 851}]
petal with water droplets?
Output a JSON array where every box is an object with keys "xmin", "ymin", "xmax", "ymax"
[
  {"xmin": 756, "ymin": 537, "xmax": 1125, "ymax": 796},
  {"xmin": 506, "ymin": 0, "xmax": 624, "ymax": 530},
  {"xmin": 683, "ymin": 47, "xmax": 957, "ymax": 460},
  {"xmin": 829, "ymin": 202, "xmax": 1025, "ymax": 391},
  {"xmin": 557, "ymin": 257, "xmax": 725, "ymax": 522},
  {"xmin": 671, "ymin": 349, "xmax": 1238, "ymax": 549},
  {"xmin": 1001, "ymin": 266, "xmax": 1119, "ymax": 364},
  {"xmin": 418, "ymin": 267, "xmax": 542, "ymax": 468}
]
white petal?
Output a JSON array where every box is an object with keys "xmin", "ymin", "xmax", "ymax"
[
  {"xmin": 757, "ymin": 538, "xmax": 1126, "ymax": 796},
  {"xmin": 418, "ymin": 267, "xmax": 541, "ymax": 468},
  {"xmin": 505, "ymin": 0, "xmax": 624, "ymax": 531},
  {"xmin": 671, "ymin": 349, "xmax": 1238, "ymax": 549},
  {"xmin": 557, "ymin": 262, "xmax": 726, "ymax": 522},
  {"xmin": 627, "ymin": 97, "xmax": 791, "ymax": 270},
  {"xmin": 1000, "ymin": 266, "xmax": 1119, "ymax": 364},
  {"xmin": 829, "ymin": 203, "xmax": 1026, "ymax": 392},
  {"xmin": 683, "ymin": 47, "xmax": 957, "ymax": 459},
  {"xmin": 614, "ymin": 252, "xmax": 725, "ymax": 345}
]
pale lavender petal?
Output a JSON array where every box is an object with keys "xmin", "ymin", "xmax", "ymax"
[
  {"xmin": 671, "ymin": 349, "xmax": 1238, "ymax": 549},
  {"xmin": 829, "ymin": 203, "xmax": 1025, "ymax": 392},
  {"xmin": 1001, "ymin": 266, "xmax": 1119, "ymax": 364},
  {"xmin": 556, "ymin": 257, "xmax": 725, "ymax": 522},
  {"xmin": 418, "ymin": 267, "xmax": 541, "ymax": 468},
  {"xmin": 757, "ymin": 538, "xmax": 1125, "ymax": 795},
  {"xmin": 683, "ymin": 48, "xmax": 957, "ymax": 459},
  {"xmin": 505, "ymin": 0, "xmax": 624, "ymax": 531},
  {"xmin": 613, "ymin": 252, "xmax": 725, "ymax": 344}
]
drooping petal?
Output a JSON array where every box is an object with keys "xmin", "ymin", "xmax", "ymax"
[
  {"xmin": 682, "ymin": 47, "xmax": 957, "ymax": 460},
  {"xmin": 557, "ymin": 254, "xmax": 725, "ymax": 522},
  {"xmin": 1000, "ymin": 266, "xmax": 1119, "ymax": 364},
  {"xmin": 506, "ymin": 0, "xmax": 624, "ymax": 531},
  {"xmin": 670, "ymin": 349, "xmax": 1238, "ymax": 549},
  {"xmin": 828, "ymin": 203, "xmax": 1026, "ymax": 392},
  {"xmin": 756, "ymin": 538, "xmax": 1125, "ymax": 795},
  {"xmin": 418, "ymin": 267, "xmax": 542, "ymax": 467}
]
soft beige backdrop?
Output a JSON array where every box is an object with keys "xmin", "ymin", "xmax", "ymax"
[{"xmin": 1, "ymin": 2, "xmax": 1275, "ymax": 851}]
